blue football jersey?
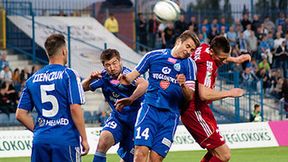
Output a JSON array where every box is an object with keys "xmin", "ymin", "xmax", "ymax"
[
  {"xmin": 89, "ymin": 67, "xmax": 144, "ymax": 122},
  {"xmin": 18, "ymin": 64, "xmax": 85, "ymax": 145},
  {"xmin": 135, "ymin": 49, "xmax": 197, "ymax": 114}
]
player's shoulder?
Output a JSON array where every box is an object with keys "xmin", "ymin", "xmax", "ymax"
[
  {"xmin": 122, "ymin": 66, "xmax": 132, "ymax": 74},
  {"xmin": 181, "ymin": 57, "xmax": 197, "ymax": 71},
  {"xmin": 192, "ymin": 43, "xmax": 211, "ymax": 62},
  {"xmin": 144, "ymin": 49, "xmax": 167, "ymax": 57},
  {"xmin": 187, "ymin": 57, "xmax": 196, "ymax": 65},
  {"xmin": 200, "ymin": 43, "xmax": 210, "ymax": 48},
  {"xmin": 64, "ymin": 68, "xmax": 83, "ymax": 85},
  {"xmin": 198, "ymin": 43, "xmax": 210, "ymax": 55},
  {"xmin": 182, "ymin": 56, "xmax": 195, "ymax": 64},
  {"xmin": 64, "ymin": 67, "xmax": 81, "ymax": 79}
]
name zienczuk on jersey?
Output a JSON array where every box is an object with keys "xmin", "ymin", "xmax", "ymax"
[{"xmin": 33, "ymin": 71, "xmax": 64, "ymax": 83}]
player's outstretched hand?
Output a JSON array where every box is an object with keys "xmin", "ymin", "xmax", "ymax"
[
  {"xmin": 117, "ymin": 74, "xmax": 130, "ymax": 85},
  {"xmin": 229, "ymin": 88, "xmax": 245, "ymax": 97},
  {"xmin": 177, "ymin": 74, "xmax": 186, "ymax": 87},
  {"xmin": 115, "ymin": 97, "xmax": 133, "ymax": 112},
  {"xmin": 90, "ymin": 71, "xmax": 102, "ymax": 80},
  {"xmin": 81, "ymin": 139, "xmax": 90, "ymax": 156}
]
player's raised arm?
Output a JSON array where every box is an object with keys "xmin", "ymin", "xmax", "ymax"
[
  {"xmin": 177, "ymin": 74, "xmax": 195, "ymax": 101},
  {"xmin": 129, "ymin": 77, "xmax": 148, "ymax": 101},
  {"xmin": 198, "ymin": 83, "xmax": 245, "ymax": 101},
  {"xmin": 82, "ymin": 71, "xmax": 102, "ymax": 91},
  {"xmin": 118, "ymin": 70, "xmax": 141, "ymax": 84},
  {"xmin": 226, "ymin": 53, "xmax": 251, "ymax": 64},
  {"xmin": 120, "ymin": 48, "xmax": 154, "ymax": 84},
  {"xmin": 115, "ymin": 77, "xmax": 148, "ymax": 111},
  {"xmin": 179, "ymin": 57, "xmax": 198, "ymax": 101}
]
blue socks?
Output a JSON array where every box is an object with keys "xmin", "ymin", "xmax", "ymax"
[{"xmin": 93, "ymin": 151, "xmax": 106, "ymax": 162}]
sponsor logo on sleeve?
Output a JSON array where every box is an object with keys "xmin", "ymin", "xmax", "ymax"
[
  {"xmin": 168, "ymin": 57, "xmax": 177, "ymax": 64},
  {"xmin": 173, "ymin": 63, "xmax": 181, "ymax": 72},
  {"xmin": 110, "ymin": 79, "xmax": 120, "ymax": 85}
]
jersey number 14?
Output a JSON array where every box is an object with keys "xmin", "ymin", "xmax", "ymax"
[{"xmin": 135, "ymin": 127, "xmax": 150, "ymax": 140}]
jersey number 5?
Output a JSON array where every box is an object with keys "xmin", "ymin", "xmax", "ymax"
[{"xmin": 40, "ymin": 84, "xmax": 59, "ymax": 117}]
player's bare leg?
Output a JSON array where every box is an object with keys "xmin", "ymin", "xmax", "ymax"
[
  {"xmin": 93, "ymin": 130, "xmax": 115, "ymax": 162},
  {"xmin": 209, "ymin": 143, "xmax": 231, "ymax": 162},
  {"xmin": 97, "ymin": 130, "xmax": 115, "ymax": 152},
  {"xmin": 149, "ymin": 150, "xmax": 164, "ymax": 162},
  {"xmin": 134, "ymin": 146, "xmax": 150, "ymax": 162}
]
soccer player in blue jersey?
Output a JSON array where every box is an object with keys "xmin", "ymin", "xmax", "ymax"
[
  {"xmin": 16, "ymin": 34, "xmax": 89, "ymax": 162},
  {"xmin": 81, "ymin": 49, "xmax": 148, "ymax": 162},
  {"xmin": 119, "ymin": 30, "xmax": 200, "ymax": 162}
]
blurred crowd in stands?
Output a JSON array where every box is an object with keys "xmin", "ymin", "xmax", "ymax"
[
  {"xmin": 136, "ymin": 12, "xmax": 288, "ymax": 102},
  {"xmin": 0, "ymin": 51, "xmax": 40, "ymax": 117}
]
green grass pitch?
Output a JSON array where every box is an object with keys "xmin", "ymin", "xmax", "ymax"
[{"xmin": 0, "ymin": 147, "xmax": 287, "ymax": 162}]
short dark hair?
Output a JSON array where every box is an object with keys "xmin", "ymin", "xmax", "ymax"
[
  {"xmin": 210, "ymin": 36, "xmax": 230, "ymax": 56},
  {"xmin": 254, "ymin": 104, "xmax": 260, "ymax": 109},
  {"xmin": 177, "ymin": 30, "xmax": 200, "ymax": 48},
  {"xmin": 100, "ymin": 49, "xmax": 120, "ymax": 65},
  {"xmin": 44, "ymin": 34, "xmax": 66, "ymax": 57}
]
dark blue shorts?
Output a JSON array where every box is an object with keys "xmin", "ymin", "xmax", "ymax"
[
  {"xmin": 134, "ymin": 103, "xmax": 179, "ymax": 157},
  {"xmin": 102, "ymin": 113, "xmax": 135, "ymax": 162},
  {"xmin": 31, "ymin": 143, "xmax": 81, "ymax": 162}
]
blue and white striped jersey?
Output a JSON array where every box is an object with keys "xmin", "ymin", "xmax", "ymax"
[{"xmin": 135, "ymin": 49, "xmax": 197, "ymax": 114}]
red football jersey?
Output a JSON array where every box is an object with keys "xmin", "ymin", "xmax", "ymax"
[
  {"xmin": 191, "ymin": 43, "xmax": 219, "ymax": 105},
  {"xmin": 181, "ymin": 44, "xmax": 225, "ymax": 149}
]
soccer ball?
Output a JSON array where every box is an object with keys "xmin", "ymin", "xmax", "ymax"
[{"xmin": 153, "ymin": 0, "xmax": 181, "ymax": 22}]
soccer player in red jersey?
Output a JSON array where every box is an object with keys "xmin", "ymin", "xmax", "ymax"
[{"xmin": 181, "ymin": 36, "xmax": 251, "ymax": 162}]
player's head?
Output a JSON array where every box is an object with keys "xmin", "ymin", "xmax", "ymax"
[
  {"xmin": 172, "ymin": 30, "xmax": 200, "ymax": 59},
  {"xmin": 44, "ymin": 34, "xmax": 68, "ymax": 65},
  {"xmin": 100, "ymin": 48, "xmax": 122, "ymax": 78},
  {"xmin": 210, "ymin": 36, "xmax": 231, "ymax": 66}
]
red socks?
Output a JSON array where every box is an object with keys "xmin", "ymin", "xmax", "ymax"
[
  {"xmin": 200, "ymin": 152, "xmax": 222, "ymax": 162},
  {"xmin": 200, "ymin": 152, "xmax": 212, "ymax": 162}
]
